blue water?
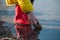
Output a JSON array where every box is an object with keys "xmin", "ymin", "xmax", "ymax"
[{"xmin": 40, "ymin": 29, "xmax": 60, "ymax": 40}]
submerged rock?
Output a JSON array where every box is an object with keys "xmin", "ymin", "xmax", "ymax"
[{"xmin": 0, "ymin": 21, "xmax": 16, "ymax": 40}]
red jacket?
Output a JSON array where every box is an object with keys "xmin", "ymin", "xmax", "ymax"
[{"xmin": 14, "ymin": 5, "xmax": 30, "ymax": 25}]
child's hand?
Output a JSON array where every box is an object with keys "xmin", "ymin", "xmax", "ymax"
[{"xmin": 33, "ymin": 22, "xmax": 42, "ymax": 32}]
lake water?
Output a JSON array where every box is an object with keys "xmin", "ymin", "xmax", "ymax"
[{"xmin": 0, "ymin": 11, "xmax": 60, "ymax": 40}]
